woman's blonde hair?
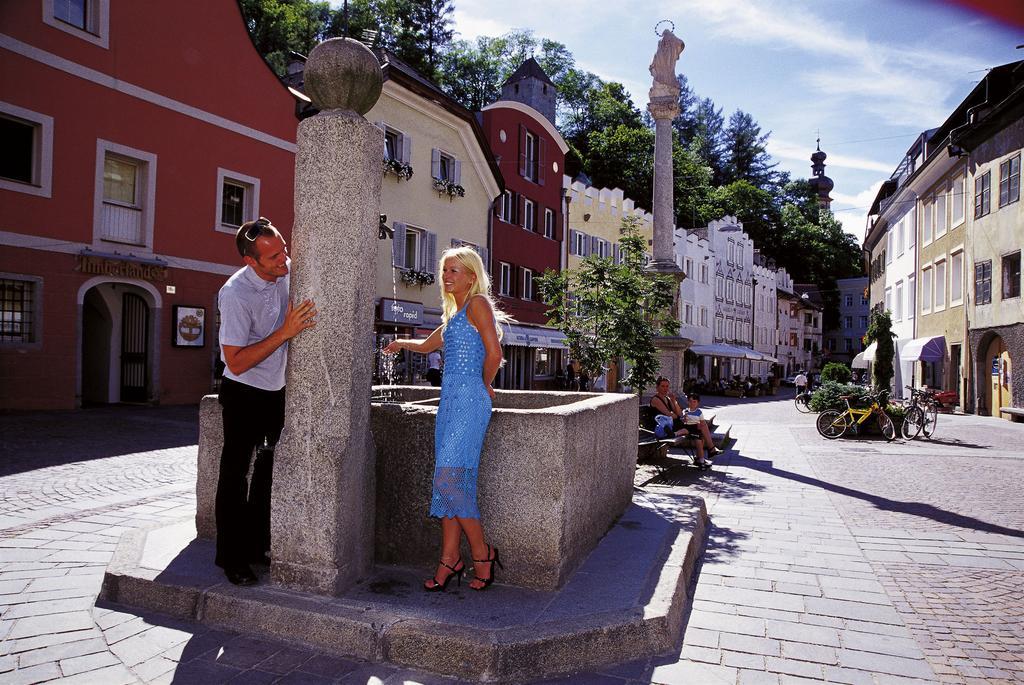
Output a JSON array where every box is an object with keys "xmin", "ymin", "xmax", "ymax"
[{"xmin": 438, "ymin": 246, "xmax": 511, "ymax": 339}]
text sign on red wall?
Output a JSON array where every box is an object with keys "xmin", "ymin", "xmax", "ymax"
[{"xmin": 75, "ymin": 254, "xmax": 168, "ymax": 282}]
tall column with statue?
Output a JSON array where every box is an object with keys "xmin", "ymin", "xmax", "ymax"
[{"xmin": 647, "ymin": 26, "xmax": 685, "ymax": 274}]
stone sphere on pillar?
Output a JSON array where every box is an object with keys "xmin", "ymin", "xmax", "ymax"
[{"xmin": 303, "ymin": 37, "xmax": 383, "ymax": 114}]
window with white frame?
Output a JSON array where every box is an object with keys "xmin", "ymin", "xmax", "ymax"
[
  {"xmin": 523, "ymin": 198, "xmax": 536, "ymax": 231},
  {"xmin": 894, "ymin": 281, "xmax": 903, "ymax": 321},
  {"xmin": 907, "ymin": 207, "xmax": 916, "ymax": 248},
  {"xmin": 683, "ymin": 303, "xmax": 692, "ymax": 325},
  {"xmin": 860, "ymin": 314, "xmax": 869, "ymax": 327},
  {"xmin": 1003, "ymin": 251, "xmax": 1021, "ymax": 299},
  {"xmin": 738, "ymin": 244, "xmax": 744, "ymax": 264},
  {"xmin": 844, "ymin": 316, "xmax": 853, "ymax": 329},
  {"xmin": 215, "ymin": 168, "xmax": 260, "ymax": 233},
  {"xmin": 934, "ymin": 259, "xmax": 946, "ymax": 309},
  {"xmin": 975, "ymin": 171, "xmax": 991, "ymax": 218},
  {"xmin": 975, "ymin": 260, "xmax": 992, "ymax": 304},
  {"xmin": 727, "ymin": 318, "xmax": 734, "ymax": 340},
  {"xmin": 999, "ymin": 154, "xmax": 1020, "ymax": 207},
  {"xmin": 524, "ymin": 130, "xmax": 538, "ymax": 182},
  {"xmin": 382, "ymin": 124, "xmax": 412, "ymax": 164},
  {"xmin": 921, "ymin": 266, "xmax": 932, "ymax": 311},
  {"xmin": 728, "ymin": 240, "xmax": 735, "ymax": 263},
  {"xmin": 499, "ymin": 190, "xmax": 515, "ymax": 223},
  {"xmin": 715, "ymin": 316, "xmax": 723, "ymax": 338},
  {"xmin": 522, "ymin": 268, "xmax": 533, "ymax": 300},
  {"xmin": 845, "ymin": 338, "xmax": 853, "ymax": 353},
  {"xmin": 0, "ymin": 102, "xmax": 54, "ymax": 198},
  {"xmin": 544, "ymin": 208, "xmax": 554, "ymax": 238},
  {"xmin": 907, "ymin": 277, "xmax": 915, "ymax": 320},
  {"xmin": 684, "ymin": 258, "xmax": 693, "ymax": 278},
  {"xmin": 884, "ymin": 287, "xmax": 892, "ymax": 315},
  {"xmin": 573, "ymin": 230, "xmax": 587, "ymax": 256},
  {"xmin": 404, "ymin": 226, "xmax": 422, "ymax": 270},
  {"xmin": 935, "ymin": 186, "xmax": 947, "ymax": 238},
  {"xmin": 95, "ymin": 140, "xmax": 156, "ymax": 249},
  {"xmin": 716, "ymin": 276, "xmax": 723, "ymax": 300},
  {"xmin": 431, "ymin": 148, "xmax": 459, "ymax": 183},
  {"xmin": 896, "ymin": 218, "xmax": 904, "ymax": 256},
  {"xmin": 44, "ymin": 0, "xmax": 110, "ymax": 48},
  {"xmin": 701, "ymin": 263, "xmax": 708, "ymax": 283},
  {"xmin": 0, "ymin": 275, "xmax": 42, "ymax": 345},
  {"xmin": 845, "ymin": 294, "xmax": 853, "ymax": 307},
  {"xmin": 700, "ymin": 306, "xmax": 707, "ymax": 327},
  {"xmin": 726, "ymin": 278, "xmax": 734, "ymax": 302},
  {"xmin": 922, "ymin": 196, "xmax": 933, "ymax": 243},
  {"xmin": 951, "ymin": 174, "xmax": 965, "ymax": 226},
  {"xmin": 886, "ymin": 229, "xmax": 893, "ymax": 262},
  {"xmin": 499, "ymin": 262, "xmax": 512, "ymax": 296},
  {"xmin": 950, "ymin": 250, "xmax": 964, "ymax": 304}
]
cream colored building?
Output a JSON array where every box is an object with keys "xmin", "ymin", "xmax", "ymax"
[
  {"xmin": 366, "ymin": 52, "xmax": 503, "ymax": 382},
  {"xmin": 562, "ymin": 180, "xmax": 654, "ymax": 269}
]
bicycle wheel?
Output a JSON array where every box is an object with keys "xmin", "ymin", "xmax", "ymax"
[
  {"xmin": 817, "ymin": 410, "xmax": 848, "ymax": 439},
  {"xmin": 922, "ymin": 403, "xmax": 938, "ymax": 438},
  {"xmin": 877, "ymin": 411, "xmax": 896, "ymax": 442},
  {"xmin": 795, "ymin": 393, "xmax": 812, "ymax": 413},
  {"xmin": 901, "ymin": 406, "xmax": 924, "ymax": 440}
]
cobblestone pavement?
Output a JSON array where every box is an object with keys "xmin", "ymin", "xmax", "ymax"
[{"xmin": 2, "ymin": 399, "xmax": 1023, "ymax": 683}]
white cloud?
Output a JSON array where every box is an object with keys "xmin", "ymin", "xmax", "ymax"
[
  {"xmin": 831, "ymin": 181, "xmax": 885, "ymax": 242},
  {"xmin": 768, "ymin": 139, "xmax": 893, "ymax": 173}
]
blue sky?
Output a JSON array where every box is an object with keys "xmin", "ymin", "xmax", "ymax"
[{"xmin": 337, "ymin": 1, "xmax": 1021, "ymax": 239}]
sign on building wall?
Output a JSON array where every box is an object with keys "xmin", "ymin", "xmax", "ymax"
[{"xmin": 380, "ymin": 298, "xmax": 424, "ymax": 326}]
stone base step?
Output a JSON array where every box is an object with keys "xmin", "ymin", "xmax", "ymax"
[{"xmin": 99, "ymin": 494, "xmax": 707, "ymax": 683}]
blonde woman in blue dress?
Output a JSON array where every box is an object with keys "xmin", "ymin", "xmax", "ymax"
[{"xmin": 383, "ymin": 246, "xmax": 508, "ymax": 591}]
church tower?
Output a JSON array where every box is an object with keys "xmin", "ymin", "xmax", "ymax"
[
  {"xmin": 499, "ymin": 57, "xmax": 557, "ymax": 126},
  {"xmin": 807, "ymin": 138, "xmax": 834, "ymax": 211}
]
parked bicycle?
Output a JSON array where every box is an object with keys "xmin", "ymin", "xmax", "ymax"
[
  {"xmin": 794, "ymin": 389, "xmax": 813, "ymax": 413},
  {"xmin": 816, "ymin": 390, "xmax": 896, "ymax": 442},
  {"xmin": 901, "ymin": 386, "xmax": 938, "ymax": 440}
]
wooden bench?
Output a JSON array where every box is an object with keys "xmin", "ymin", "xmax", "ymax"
[
  {"xmin": 999, "ymin": 407, "xmax": 1024, "ymax": 422},
  {"xmin": 637, "ymin": 406, "xmax": 701, "ymax": 461}
]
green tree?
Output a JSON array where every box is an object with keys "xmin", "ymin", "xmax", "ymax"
[
  {"xmin": 536, "ymin": 216, "xmax": 679, "ymax": 395},
  {"xmin": 722, "ymin": 109, "xmax": 779, "ymax": 189},
  {"xmin": 865, "ymin": 310, "xmax": 896, "ymax": 395},
  {"xmin": 240, "ymin": 0, "xmax": 333, "ymax": 75},
  {"xmin": 820, "ymin": 361, "xmax": 852, "ymax": 385}
]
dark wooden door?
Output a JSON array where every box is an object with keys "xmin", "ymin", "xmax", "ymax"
[{"xmin": 120, "ymin": 292, "xmax": 148, "ymax": 402}]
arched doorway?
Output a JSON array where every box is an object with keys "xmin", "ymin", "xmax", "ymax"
[
  {"xmin": 79, "ymin": 281, "xmax": 158, "ymax": 404},
  {"xmin": 984, "ymin": 334, "xmax": 1012, "ymax": 418}
]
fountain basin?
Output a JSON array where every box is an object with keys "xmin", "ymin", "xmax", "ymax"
[{"xmin": 195, "ymin": 387, "xmax": 638, "ymax": 591}]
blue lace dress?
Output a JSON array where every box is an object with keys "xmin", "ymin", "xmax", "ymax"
[{"xmin": 429, "ymin": 304, "xmax": 492, "ymax": 519}]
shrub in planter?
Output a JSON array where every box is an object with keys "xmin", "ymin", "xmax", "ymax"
[
  {"xmin": 820, "ymin": 362, "xmax": 851, "ymax": 385},
  {"xmin": 808, "ymin": 381, "xmax": 871, "ymax": 413}
]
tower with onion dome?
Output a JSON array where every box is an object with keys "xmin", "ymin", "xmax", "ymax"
[{"xmin": 807, "ymin": 138, "xmax": 834, "ymax": 211}]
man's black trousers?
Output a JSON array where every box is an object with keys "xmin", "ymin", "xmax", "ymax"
[{"xmin": 215, "ymin": 377, "xmax": 285, "ymax": 568}]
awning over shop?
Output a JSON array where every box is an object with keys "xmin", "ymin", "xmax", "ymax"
[
  {"xmin": 689, "ymin": 343, "xmax": 758, "ymax": 359},
  {"xmin": 900, "ymin": 335, "xmax": 946, "ymax": 362},
  {"xmin": 502, "ymin": 324, "xmax": 567, "ymax": 349},
  {"xmin": 851, "ymin": 351, "xmax": 869, "ymax": 369},
  {"xmin": 861, "ymin": 341, "xmax": 878, "ymax": 362}
]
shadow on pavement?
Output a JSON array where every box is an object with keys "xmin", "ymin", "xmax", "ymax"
[
  {"xmin": 727, "ymin": 453, "xmax": 1024, "ymax": 539},
  {"xmin": 0, "ymin": 404, "xmax": 199, "ymax": 476}
]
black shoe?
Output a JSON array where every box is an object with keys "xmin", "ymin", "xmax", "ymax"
[
  {"xmin": 224, "ymin": 564, "xmax": 257, "ymax": 586},
  {"xmin": 424, "ymin": 558, "xmax": 464, "ymax": 592},
  {"xmin": 471, "ymin": 545, "xmax": 504, "ymax": 591},
  {"xmin": 696, "ymin": 459, "xmax": 712, "ymax": 471}
]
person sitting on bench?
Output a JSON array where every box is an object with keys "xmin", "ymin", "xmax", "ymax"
[
  {"xmin": 683, "ymin": 392, "xmax": 721, "ymax": 457},
  {"xmin": 651, "ymin": 378, "xmax": 711, "ymax": 469}
]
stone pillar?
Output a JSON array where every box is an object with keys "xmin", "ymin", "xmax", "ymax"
[
  {"xmin": 648, "ymin": 105, "xmax": 680, "ymax": 271},
  {"xmin": 270, "ymin": 38, "xmax": 384, "ymax": 596}
]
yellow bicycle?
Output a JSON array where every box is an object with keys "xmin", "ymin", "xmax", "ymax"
[{"xmin": 816, "ymin": 391, "xmax": 896, "ymax": 442}]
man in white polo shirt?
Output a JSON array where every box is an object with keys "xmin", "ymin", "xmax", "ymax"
[{"xmin": 216, "ymin": 217, "xmax": 316, "ymax": 586}]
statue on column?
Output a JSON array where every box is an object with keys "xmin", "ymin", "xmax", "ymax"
[{"xmin": 649, "ymin": 29, "xmax": 685, "ymax": 101}]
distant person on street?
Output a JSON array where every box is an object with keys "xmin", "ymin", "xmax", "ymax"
[
  {"xmin": 794, "ymin": 370, "xmax": 808, "ymax": 395},
  {"xmin": 216, "ymin": 217, "xmax": 316, "ymax": 586},
  {"xmin": 426, "ymin": 349, "xmax": 442, "ymax": 386}
]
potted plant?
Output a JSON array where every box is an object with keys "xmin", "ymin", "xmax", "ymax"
[
  {"xmin": 399, "ymin": 269, "xmax": 435, "ymax": 288},
  {"xmin": 432, "ymin": 177, "xmax": 465, "ymax": 201},
  {"xmin": 382, "ymin": 158, "xmax": 414, "ymax": 181}
]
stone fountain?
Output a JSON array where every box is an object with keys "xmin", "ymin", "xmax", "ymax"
[{"xmin": 99, "ymin": 36, "xmax": 707, "ymax": 683}]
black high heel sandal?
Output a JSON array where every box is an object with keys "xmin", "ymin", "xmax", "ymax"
[
  {"xmin": 424, "ymin": 558, "xmax": 463, "ymax": 592},
  {"xmin": 470, "ymin": 545, "xmax": 504, "ymax": 591}
]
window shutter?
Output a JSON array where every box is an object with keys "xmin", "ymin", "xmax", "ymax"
[
  {"xmin": 423, "ymin": 231, "xmax": 437, "ymax": 273},
  {"xmin": 568, "ymin": 229, "xmax": 578, "ymax": 255},
  {"xmin": 453, "ymin": 159, "xmax": 462, "ymax": 185},
  {"xmin": 431, "ymin": 148, "xmax": 441, "ymax": 179},
  {"xmin": 613, "ymin": 244, "xmax": 620, "ymax": 263},
  {"xmin": 538, "ymin": 138, "xmax": 547, "ymax": 186},
  {"xmin": 518, "ymin": 124, "xmax": 527, "ymax": 177},
  {"xmin": 494, "ymin": 197, "xmax": 501, "ymax": 217},
  {"xmin": 401, "ymin": 134, "xmax": 412, "ymax": 165},
  {"xmin": 392, "ymin": 222, "xmax": 406, "ymax": 268},
  {"xmin": 590, "ymin": 235, "xmax": 599, "ymax": 256},
  {"xmin": 554, "ymin": 210, "xmax": 563, "ymax": 241},
  {"xmin": 478, "ymin": 246, "xmax": 489, "ymax": 271}
]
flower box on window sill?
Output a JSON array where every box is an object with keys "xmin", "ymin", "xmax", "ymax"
[
  {"xmin": 383, "ymin": 158, "xmax": 414, "ymax": 181},
  {"xmin": 399, "ymin": 269, "xmax": 435, "ymax": 288},
  {"xmin": 432, "ymin": 177, "xmax": 465, "ymax": 201}
]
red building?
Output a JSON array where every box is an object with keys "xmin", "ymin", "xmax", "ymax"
[
  {"xmin": 0, "ymin": 1, "xmax": 298, "ymax": 409},
  {"xmin": 480, "ymin": 59, "xmax": 570, "ymax": 389}
]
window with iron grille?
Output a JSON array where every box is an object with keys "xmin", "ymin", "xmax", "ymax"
[{"xmin": 0, "ymin": 278, "xmax": 38, "ymax": 344}]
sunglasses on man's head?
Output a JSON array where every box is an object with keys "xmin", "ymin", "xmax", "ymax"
[{"xmin": 243, "ymin": 217, "xmax": 272, "ymax": 242}]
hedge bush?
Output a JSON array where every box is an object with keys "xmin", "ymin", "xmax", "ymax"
[
  {"xmin": 820, "ymin": 362, "xmax": 851, "ymax": 385},
  {"xmin": 808, "ymin": 381, "xmax": 871, "ymax": 413}
]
